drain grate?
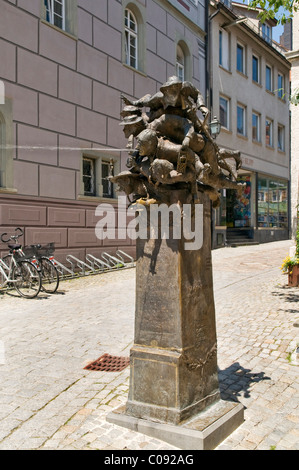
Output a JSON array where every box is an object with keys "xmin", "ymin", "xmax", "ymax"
[{"xmin": 84, "ymin": 353, "xmax": 130, "ymax": 372}]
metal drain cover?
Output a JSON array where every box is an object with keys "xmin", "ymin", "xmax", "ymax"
[{"xmin": 84, "ymin": 353, "xmax": 130, "ymax": 372}]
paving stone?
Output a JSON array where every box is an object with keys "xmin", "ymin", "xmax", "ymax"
[{"xmin": 0, "ymin": 240, "xmax": 298, "ymax": 450}]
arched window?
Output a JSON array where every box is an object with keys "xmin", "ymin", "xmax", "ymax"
[
  {"xmin": 125, "ymin": 8, "xmax": 138, "ymax": 69},
  {"xmin": 176, "ymin": 44, "xmax": 185, "ymax": 82}
]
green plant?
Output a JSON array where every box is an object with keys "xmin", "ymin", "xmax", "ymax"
[{"xmin": 280, "ymin": 255, "xmax": 299, "ymax": 273}]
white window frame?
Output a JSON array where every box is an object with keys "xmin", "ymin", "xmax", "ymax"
[
  {"xmin": 237, "ymin": 42, "xmax": 245, "ymax": 74},
  {"xmin": 278, "ymin": 73, "xmax": 284, "ymax": 99},
  {"xmin": 266, "ymin": 118, "xmax": 273, "ymax": 147},
  {"xmin": 252, "ymin": 111, "xmax": 261, "ymax": 142},
  {"xmin": 44, "ymin": 0, "xmax": 66, "ymax": 31},
  {"xmin": 219, "ymin": 28, "xmax": 230, "ymax": 71},
  {"xmin": 219, "ymin": 96, "xmax": 230, "ymax": 130},
  {"xmin": 81, "ymin": 155, "xmax": 116, "ymax": 200},
  {"xmin": 237, "ymin": 103, "xmax": 246, "ymax": 136},
  {"xmin": 252, "ymin": 54, "xmax": 260, "ymax": 83},
  {"xmin": 176, "ymin": 44, "xmax": 185, "ymax": 82},
  {"xmin": 83, "ymin": 157, "xmax": 95, "ymax": 197},
  {"xmin": 125, "ymin": 8, "xmax": 138, "ymax": 70},
  {"xmin": 277, "ymin": 124, "xmax": 285, "ymax": 151},
  {"xmin": 266, "ymin": 65, "xmax": 273, "ymax": 92}
]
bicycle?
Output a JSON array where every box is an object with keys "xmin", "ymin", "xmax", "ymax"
[
  {"xmin": 2, "ymin": 228, "xmax": 59, "ymax": 294},
  {"xmin": 0, "ymin": 228, "xmax": 42, "ymax": 299},
  {"xmin": 22, "ymin": 242, "xmax": 60, "ymax": 294}
]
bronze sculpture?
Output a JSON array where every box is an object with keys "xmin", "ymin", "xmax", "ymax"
[{"xmin": 111, "ymin": 76, "xmax": 244, "ymax": 207}]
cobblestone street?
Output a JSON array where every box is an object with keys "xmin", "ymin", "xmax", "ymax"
[{"xmin": 0, "ymin": 239, "xmax": 298, "ymax": 450}]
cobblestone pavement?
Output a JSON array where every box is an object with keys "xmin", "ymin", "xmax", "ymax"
[{"xmin": 0, "ymin": 240, "xmax": 298, "ymax": 451}]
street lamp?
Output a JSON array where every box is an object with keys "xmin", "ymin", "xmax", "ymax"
[{"xmin": 209, "ymin": 116, "xmax": 221, "ymax": 139}]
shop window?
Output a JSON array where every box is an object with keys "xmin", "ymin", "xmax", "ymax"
[{"xmin": 258, "ymin": 176, "xmax": 288, "ymax": 228}]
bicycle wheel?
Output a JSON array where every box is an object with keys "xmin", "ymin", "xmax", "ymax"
[
  {"xmin": 12, "ymin": 260, "xmax": 42, "ymax": 299},
  {"xmin": 40, "ymin": 257, "xmax": 59, "ymax": 294}
]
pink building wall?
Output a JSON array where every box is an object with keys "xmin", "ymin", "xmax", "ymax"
[{"xmin": 0, "ymin": 0, "xmax": 206, "ymax": 262}]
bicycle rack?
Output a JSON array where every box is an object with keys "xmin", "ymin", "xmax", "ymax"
[
  {"xmin": 53, "ymin": 259, "xmax": 76, "ymax": 279},
  {"xmin": 85, "ymin": 254, "xmax": 111, "ymax": 272},
  {"xmin": 65, "ymin": 255, "xmax": 96, "ymax": 276},
  {"xmin": 101, "ymin": 252, "xmax": 124, "ymax": 269},
  {"xmin": 1, "ymin": 249, "xmax": 135, "ymax": 287},
  {"xmin": 116, "ymin": 250, "xmax": 135, "ymax": 267}
]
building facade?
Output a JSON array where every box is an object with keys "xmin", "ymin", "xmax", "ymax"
[
  {"xmin": 209, "ymin": 1, "xmax": 291, "ymax": 247},
  {"xmin": 0, "ymin": 0, "xmax": 207, "ymax": 262},
  {"xmin": 286, "ymin": 13, "xmax": 299, "ymax": 238}
]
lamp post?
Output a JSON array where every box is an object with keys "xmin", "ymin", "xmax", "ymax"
[{"xmin": 209, "ymin": 116, "xmax": 221, "ymax": 139}]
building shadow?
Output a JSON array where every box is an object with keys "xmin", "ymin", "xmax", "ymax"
[{"xmin": 218, "ymin": 362, "xmax": 271, "ymax": 405}]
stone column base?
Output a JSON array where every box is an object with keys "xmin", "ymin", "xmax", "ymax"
[{"xmin": 107, "ymin": 399, "xmax": 244, "ymax": 450}]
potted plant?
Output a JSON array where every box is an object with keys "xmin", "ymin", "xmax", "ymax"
[{"xmin": 281, "ymin": 208, "xmax": 299, "ymax": 286}]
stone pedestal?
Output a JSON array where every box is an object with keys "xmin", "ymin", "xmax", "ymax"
[{"xmin": 108, "ymin": 191, "xmax": 244, "ymax": 448}]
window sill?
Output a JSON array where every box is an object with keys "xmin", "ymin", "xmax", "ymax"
[
  {"xmin": 0, "ymin": 187, "xmax": 18, "ymax": 194},
  {"xmin": 77, "ymin": 194, "xmax": 119, "ymax": 203},
  {"xmin": 123, "ymin": 63, "xmax": 147, "ymax": 77},
  {"xmin": 266, "ymin": 144, "xmax": 275, "ymax": 150},
  {"xmin": 237, "ymin": 70, "xmax": 248, "ymax": 79},
  {"xmin": 252, "ymin": 80, "xmax": 262, "ymax": 88},
  {"xmin": 40, "ymin": 19, "xmax": 77, "ymax": 41},
  {"xmin": 237, "ymin": 133, "xmax": 248, "ymax": 141},
  {"xmin": 220, "ymin": 127, "xmax": 232, "ymax": 135},
  {"xmin": 219, "ymin": 65, "xmax": 232, "ymax": 74},
  {"xmin": 252, "ymin": 140, "xmax": 262, "ymax": 146},
  {"xmin": 266, "ymin": 89, "xmax": 275, "ymax": 96}
]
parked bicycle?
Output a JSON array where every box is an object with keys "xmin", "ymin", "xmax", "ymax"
[
  {"xmin": 1, "ymin": 228, "xmax": 59, "ymax": 295},
  {"xmin": 0, "ymin": 228, "xmax": 42, "ymax": 298},
  {"xmin": 22, "ymin": 242, "xmax": 60, "ymax": 294}
]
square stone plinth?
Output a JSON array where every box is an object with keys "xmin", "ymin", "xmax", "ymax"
[{"xmin": 107, "ymin": 399, "xmax": 244, "ymax": 450}]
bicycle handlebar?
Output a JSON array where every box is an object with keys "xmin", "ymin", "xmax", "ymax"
[{"xmin": 0, "ymin": 227, "xmax": 24, "ymax": 244}]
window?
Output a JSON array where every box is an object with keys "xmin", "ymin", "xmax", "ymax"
[
  {"xmin": 252, "ymin": 112, "xmax": 261, "ymax": 142},
  {"xmin": 237, "ymin": 104, "xmax": 246, "ymax": 136},
  {"xmin": 125, "ymin": 9, "xmax": 138, "ymax": 69},
  {"xmin": 278, "ymin": 124, "xmax": 285, "ymax": 151},
  {"xmin": 176, "ymin": 44, "xmax": 185, "ymax": 81},
  {"xmin": 83, "ymin": 158, "xmax": 95, "ymax": 196},
  {"xmin": 0, "ymin": 99, "xmax": 14, "ymax": 191},
  {"xmin": 237, "ymin": 43, "xmax": 245, "ymax": 74},
  {"xmin": 44, "ymin": 0, "xmax": 66, "ymax": 30},
  {"xmin": 42, "ymin": 0, "xmax": 77, "ymax": 36},
  {"xmin": 101, "ymin": 161, "xmax": 114, "ymax": 198},
  {"xmin": 278, "ymin": 73, "xmax": 284, "ymax": 99},
  {"xmin": 219, "ymin": 29, "xmax": 230, "ymax": 70},
  {"xmin": 266, "ymin": 65, "xmax": 273, "ymax": 91},
  {"xmin": 252, "ymin": 55, "xmax": 259, "ymax": 83},
  {"xmin": 82, "ymin": 156, "xmax": 115, "ymax": 199},
  {"xmin": 258, "ymin": 176, "xmax": 288, "ymax": 228},
  {"xmin": 262, "ymin": 23, "xmax": 272, "ymax": 43},
  {"xmin": 219, "ymin": 96, "xmax": 229, "ymax": 129},
  {"xmin": 265, "ymin": 118, "xmax": 273, "ymax": 147}
]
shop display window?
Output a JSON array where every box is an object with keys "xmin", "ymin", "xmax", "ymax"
[{"xmin": 258, "ymin": 176, "xmax": 288, "ymax": 228}]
